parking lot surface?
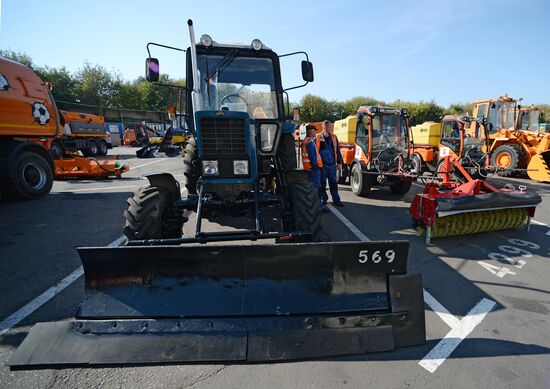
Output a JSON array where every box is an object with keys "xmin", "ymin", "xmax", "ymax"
[{"xmin": 1, "ymin": 147, "xmax": 549, "ymax": 388}]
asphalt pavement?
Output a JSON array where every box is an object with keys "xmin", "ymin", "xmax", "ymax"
[{"xmin": 0, "ymin": 147, "xmax": 549, "ymax": 388}]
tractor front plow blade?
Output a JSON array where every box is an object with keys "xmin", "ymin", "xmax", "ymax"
[{"xmin": 9, "ymin": 241, "xmax": 425, "ymax": 369}]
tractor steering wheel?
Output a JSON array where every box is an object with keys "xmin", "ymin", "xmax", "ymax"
[{"xmin": 221, "ymin": 93, "xmax": 248, "ymax": 106}]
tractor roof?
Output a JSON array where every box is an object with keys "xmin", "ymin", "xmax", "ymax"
[{"xmin": 357, "ymin": 105, "xmax": 408, "ymax": 116}]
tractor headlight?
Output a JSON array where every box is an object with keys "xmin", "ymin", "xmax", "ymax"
[
  {"xmin": 200, "ymin": 34, "xmax": 213, "ymax": 47},
  {"xmin": 202, "ymin": 160, "xmax": 219, "ymax": 176},
  {"xmin": 251, "ymin": 39, "xmax": 263, "ymax": 51},
  {"xmin": 233, "ymin": 160, "xmax": 249, "ymax": 175}
]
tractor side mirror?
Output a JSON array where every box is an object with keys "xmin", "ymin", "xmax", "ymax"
[
  {"xmin": 301, "ymin": 61, "xmax": 314, "ymax": 82},
  {"xmin": 146, "ymin": 58, "xmax": 160, "ymax": 82}
]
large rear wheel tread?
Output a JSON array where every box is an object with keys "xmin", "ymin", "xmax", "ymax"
[{"xmin": 288, "ymin": 180, "xmax": 321, "ymax": 241}]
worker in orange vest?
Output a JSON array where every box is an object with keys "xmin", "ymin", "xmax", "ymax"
[
  {"xmin": 317, "ymin": 120, "xmax": 344, "ymax": 207},
  {"xmin": 301, "ymin": 125, "xmax": 325, "ymax": 212}
]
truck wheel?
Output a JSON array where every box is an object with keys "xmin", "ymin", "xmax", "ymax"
[
  {"xmin": 50, "ymin": 141, "xmax": 65, "ymax": 160},
  {"xmin": 277, "ymin": 132, "xmax": 297, "ymax": 170},
  {"xmin": 123, "ymin": 186, "xmax": 185, "ymax": 240},
  {"xmin": 491, "ymin": 144, "xmax": 525, "ymax": 177},
  {"xmin": 350, "ymin": 163, "xmax": 371, "ymax": 196},
  {"xmin": 5, "ymin": 152, "xmax": 53, "ymax": 200},
  {"xmin": 98, "ymin": 140, "xmax": 108, "ymax": 156},
  {"xmin": 182, "ymin": 137, "xmax": 199, "ymax": 195},
  {"xmin": 288, "ymin": 180, "xmax": 321, "ymax": 241},
  {"xmin": 412, "ymin": 154, "xmax": 423, "ymax": 175},
  {"xmin": 390, "ymin": 180, "xmax": 412, "ymax": 195},
  {"xmin": 84, "ymin": 140, "xmax": 99, "ymax": 157}
]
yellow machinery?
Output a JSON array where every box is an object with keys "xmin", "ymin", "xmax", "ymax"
[
  {"xmin": 333, "ymin": 115, "xmax": 357, "ymax": 144},
  {"xmin": 472, "ymin": 95, "xmax": 550, "ymax": 182},
  {"xmin": 411, "ymin": 122, "xmax": 441, "ymax": 147}
]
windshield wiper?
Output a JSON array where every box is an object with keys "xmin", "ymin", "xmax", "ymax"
[{"xmin": 205, "ymin": 49, "xmax": 239, "ymax": 82}]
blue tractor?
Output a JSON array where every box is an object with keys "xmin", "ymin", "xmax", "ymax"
[
  {"xmin": 8, "ymin": 21, "xmax": 426, "ymax": 368},
  {"xmin": 123, "ymin": 22, "xmax": 320, "ymax": 243}
]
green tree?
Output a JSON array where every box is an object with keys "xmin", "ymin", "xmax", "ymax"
[
  {"xmin": 299, "ymin": 94, "xmax": 331, "ymax": 122},
  {"xmin": 0, "ymin": 49, "xmax": 34, "ymax": 67}
]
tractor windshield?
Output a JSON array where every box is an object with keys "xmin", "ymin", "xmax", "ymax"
[
  {"xmin": 371, "ymin": 113, "xmax": 408, "ymax": 150},
  {"xmin": 518, "ymin": 109, "xmax": 540, "ymax": 131},
  {"xmin": 197, "ymin": 54, "xmax": 279, "ymax": 119},
  {"xmin": 487, "ymin": 100, "xmax": 516, "ymax": 131}
]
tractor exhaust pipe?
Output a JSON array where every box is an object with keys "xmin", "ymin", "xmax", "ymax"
[{"xmin": 187, "ymin": 19, "xmax": 202, "ymax": 112}]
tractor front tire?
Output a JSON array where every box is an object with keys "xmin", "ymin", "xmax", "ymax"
[
  {"xmin": 491, "ymin": 144, "xmax": 526, "ymax": 177},
  {"xmin": 288, "ymin": 180, "xmax": 321, "ymax": 241},
  {"xmin": 350, "ymin": 163, "xmax": 371, "ymax": 197},
  {"xmin": 123, "ymin": 186, "xmax": 185, "ymax": 240}
]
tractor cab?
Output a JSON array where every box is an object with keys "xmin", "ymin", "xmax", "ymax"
[
  {"xmin": 517, "ymin": 106, "xmax": 540, "ymax": 132},
  {"xmin": 439, "ymin": 115, "xmax": 489, "ymax": 177},
  {"xmin": 473, "ymin": 94, "xmax": 517, "ymax": 135},
  {"xmin": 355, "ymin": 106, "xmax": 412, "ymax": 172}
]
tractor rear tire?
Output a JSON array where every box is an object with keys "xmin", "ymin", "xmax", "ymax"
[
  {"xmin": 182, "ymin": 137, "xmax": 199, "ymax": 195},
  {"xmin": 98, "ymin": 140, "xmax": 109, "ymax": 156},
  {"xmin": 491, "ymin": 144, "xmax": 526, "ymax": 177},
  {"xmin": 123, "ymin": 186, "xmax": 185, "ymax": 240},
  {"xmin": 390, "ymin": 180, "xmax": 412, "ymax": 195},
  {"xmin": 277, "ymin": 132, "xmax": 297, "ymax": 170},
  {"xmin": 4, "ymin": 152, "xmax": 53, "ymax": 200},
  {"xmin": 350, "ymin": 163, "xmax": 371, "ymax": 197},
  {"xmin": 288, "ymin": 180, "xmax": 321, "ymax": 241}
]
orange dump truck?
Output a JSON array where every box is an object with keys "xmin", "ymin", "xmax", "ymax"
[{"xmin": 0, "ymin": 57, "xmax": 122, "ymax": 200}]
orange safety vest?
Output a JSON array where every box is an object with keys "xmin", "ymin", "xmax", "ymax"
[
  {"xmin": 315, "ymin": 132, "xmax": 339, "ymax": 161},
  {"xmin": 301, "ymin": 136, "xmax": 323, "ymax": 170}
]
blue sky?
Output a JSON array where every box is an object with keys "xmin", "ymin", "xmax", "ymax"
[{"xmin": 1, "ymin": 0, "xmax": 549, "ymax": 106}]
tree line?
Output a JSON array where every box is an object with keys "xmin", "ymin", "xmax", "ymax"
[
  {"xmin": 1, "ymin": 50, "xmax": 547, "ymax": 124},
  {"xmin": 0, "ymin": 50, "xmax": 185, "ymax": 113}
]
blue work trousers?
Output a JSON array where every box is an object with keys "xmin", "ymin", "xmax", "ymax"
[{"xmin": 320, "ymin": 164, "xmax": 341, "ymax": 204}]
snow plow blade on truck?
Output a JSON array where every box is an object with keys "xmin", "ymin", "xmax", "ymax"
[{"xmin": 9, "ymin": 240, "xmax": 425, "ymax": 368}]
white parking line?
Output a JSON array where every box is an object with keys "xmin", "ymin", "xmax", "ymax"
[
  {"xmin": 68, "ymin": 184, "xmax": 142, "ymax": 192},
  {"xmin": 531, "ymin": 220, "xmax": 548, "ymax": 227},
  {"xmin": 326, "ymin": 203, "xmax": 495, "ymax": 373},
  {"xmin": 419, "ymin": 298, "xmax": 496, "ymax": 373},
  {"xmin": 326, "ymin": 204, "xmax": 370, "ymax": 241},
  {"xmin": 0, "ymin": 234, "xmax": 126, "ymax": 336},
  {"xmin": 132, "ymin": 159, "xmax": 167, "ymax": 170}
]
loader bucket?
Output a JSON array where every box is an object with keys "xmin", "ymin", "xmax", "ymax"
[
  {"xmin": 527, "ymin": 150, "xmax": 550, "ymax": 182},
  {"xmin": 9, "ymin": 241, "xmax": 425, "ymax": 368}
]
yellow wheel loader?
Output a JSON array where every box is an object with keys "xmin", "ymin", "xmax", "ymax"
[{"xmin": 471, "ymin": 95, "xmax": 550, "ymax": 182}]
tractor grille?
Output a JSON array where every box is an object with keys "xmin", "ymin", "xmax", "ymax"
[{"xmin": 200, "ymin": 117, "xmax": 246, "ymax": 157}]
